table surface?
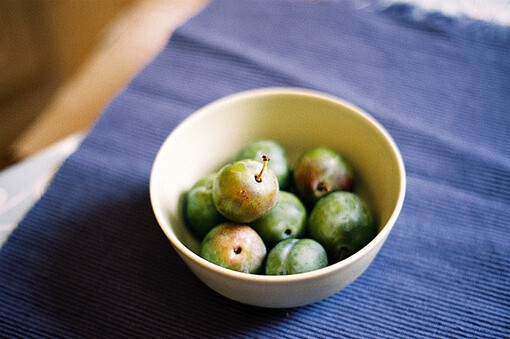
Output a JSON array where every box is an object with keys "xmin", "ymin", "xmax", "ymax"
[{"xmin": 0, "ymin": 1, "xmax": 509, "ymax": 337}]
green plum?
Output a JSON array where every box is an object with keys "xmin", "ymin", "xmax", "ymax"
[
  {"xmin": 308, "ymin": 191, "xmax": 376, "ymax": 262},
  {"xmin": 185, "ymin": 173, "xmax": 226, "ymax": 238},
  {"xmin": 191, "ymin": 173, "xmax": 216, "ymax": 189},
  {"xmin": 200, "ymin": 222, "xmax": 267, "ymax": 273},
  {"xmin": 265, "ymin": 238, "xmax": 328, "ymax": 275},
  {"xmin": 250, "ymin": 191, "xmax": 307, "ymax": 248},
  {"xmin": 212, "ymin": 157, "xmax": 278, "ymax": 223},
  {"xmin": 293, "ymin": 147, "xmax": 354, "ymax": 205},
  {"xmin": 234, "ymin": 139, "xmax": 291, "ymax": 189}
]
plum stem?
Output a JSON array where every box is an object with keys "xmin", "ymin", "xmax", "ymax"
[{"xmin": 255, "ymin": 155, "xmax": 270, "ymax": 182}]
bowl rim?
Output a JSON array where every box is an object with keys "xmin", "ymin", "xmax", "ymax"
[{"xmin": 150, "ymin": 87, "xmax": 406, "ymax": 283}]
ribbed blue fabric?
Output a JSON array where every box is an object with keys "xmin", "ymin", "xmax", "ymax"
[{"xmin": 1, "ymin": 1, "xmax": 509, "ymax": 337}]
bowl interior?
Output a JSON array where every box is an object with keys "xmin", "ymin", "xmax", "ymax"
[{"xmin": 151, "ymin": 88, "xmax": 404, "ymax": 259}]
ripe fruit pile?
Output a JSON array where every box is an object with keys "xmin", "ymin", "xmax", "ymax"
[{"xmin": 184, "ymin": 140, "xmax": 376, "ymax": 275}]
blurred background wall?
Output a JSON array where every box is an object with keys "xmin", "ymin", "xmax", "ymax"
[
  {"xmin": 0, "ymin": 0, "xmax": 134, "ymax": 169},
  {"xmin": 0, "ymin": 0, "xmax": 207, "ymax": 170}
]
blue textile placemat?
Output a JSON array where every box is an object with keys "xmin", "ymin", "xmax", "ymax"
[{"xmin": 1, "ymin": 1, "xmax": 509, "ymax": 337}]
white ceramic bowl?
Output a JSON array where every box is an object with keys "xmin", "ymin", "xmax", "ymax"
[{"xmin": 150, "ymin": 87, "xmax": 406, "ymax": 308}]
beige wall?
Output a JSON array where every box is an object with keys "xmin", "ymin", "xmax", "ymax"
[
  {"xmin": 42, "ymin": 0, "xmax": 135, "ymax": 78},
  {"xmin": 0, "ymin": 0, "xmax": 133, "ymax": 168},
  {"xmin": 1, "ymin": 0, "xmax": 208, "ymax": 170}
]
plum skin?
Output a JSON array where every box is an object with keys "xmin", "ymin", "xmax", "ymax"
[
  {"xmin": 293, "ymin": 147, "xmax": 354, "ymax": 205},
  {"xmin": 250, "ymin": 191, "xmax": 307, "ymax": 248},
  {"xmin": 185, "ymin": 173, "xmax": 225, "ymax": 237},
  {"xmin": 308, "ymin": 191, "xmax": 376, "ymax": 262},
  {"xmin": 200, "ymin": 222, "xmax": 267, "ymax": 273},
  {"xmin": 265, "ymin": 238, "xmax": 328, "ymax": 275},
  {"xmin": 212, "ymin": 159, "xmax": 279, "ymax": 223},
  {"xmin": 234, "ymin": 139, "xmax": 291, "ymax": 189}
]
